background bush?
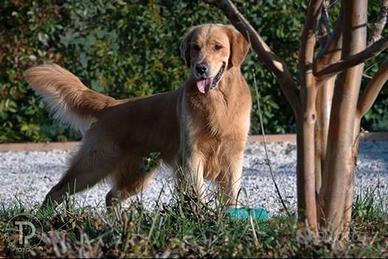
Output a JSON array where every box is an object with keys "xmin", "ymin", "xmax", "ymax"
[{"xmin": 0, "ymin": 0, "xmax": 386, "ymax": 143}]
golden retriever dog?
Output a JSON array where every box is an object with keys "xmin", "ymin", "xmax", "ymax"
[{"xmin": 24, "ymin": 24, "xmax": 251, "ymax": 208}]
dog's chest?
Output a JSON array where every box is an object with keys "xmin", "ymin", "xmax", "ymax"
[{"xmin": 187, "ymin": 94, "xmax": 237, "ymax": 133}]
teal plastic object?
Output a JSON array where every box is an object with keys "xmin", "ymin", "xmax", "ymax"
[{"xmin": 227, "ymin": 207, "xmax": 269, "ymax": 220}]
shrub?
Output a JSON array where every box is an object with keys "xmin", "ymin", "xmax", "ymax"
[{"xmin": 0, "ymin": 1, "xmax": 386, "ymax": 143}]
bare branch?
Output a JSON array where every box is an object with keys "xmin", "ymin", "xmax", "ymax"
[
  {"xmin": 315, "ymin": 8, "xmax": 343, "ymax": 67},
  {"xmin": 318, "ymin": 0, "xmax": 330, "ymax": 47},
  {"xmin": 368, "ymin": 0, "xmax": 388, "ymax": 46},
  {"xmin": 318, "ymin": 0, "xmax": 341, "ymax": 46},
  {"xmin": 314, "ymin": 36, "xmax": 388, "ymax": 79},
  {"xmin": 299, "ymin": 0, "xmax": 323, "ymax": 82},
  {"xmin": 357, "ymin": 61, "xmax": 388, "ymax": 118},
  {"xmin": 206, "ymin": 0, "xmax": 300, "ymax": 113}
]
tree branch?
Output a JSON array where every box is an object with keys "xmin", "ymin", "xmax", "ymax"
[
  {"xmin": 314, "ymin": 36, "xmax": 388, "ymax": 79},
  {"xmin": 368, "ymin": 0, "xmax": 388, "ymax": 46},
  {"xmin": 318, "ymin": 0, "xmax": 330, "ymax": 48},
  {"xmin": 206, "ymin": 0, "xmax": 300, "ymax": 113},
  {"xmin": 299, "ymin": 0, "xmax": 323, "ymax": 83},
  {"xmin": 357, "ymin": 61, "xmax": 388, "ymax": 118},
  {"xmin": 314, "ymin": 10, "xmax": 343, "ymax": 71},
  {"xmin": 318, "ymin": 0, "xmax": 340, "ymax": 47}
]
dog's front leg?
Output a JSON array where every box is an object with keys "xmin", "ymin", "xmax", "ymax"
[
  {"xmin": 176, "ymin": 151, "xmax": 205, "ymax": 202},
  {"xmin": 220, "ymin": 152, "xmax": 244, "ymax": 207}
]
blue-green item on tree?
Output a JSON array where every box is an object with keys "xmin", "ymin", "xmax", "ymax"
[{"xmin": 227, "ymin": 207, "xmax": 269, "ymax": 220}]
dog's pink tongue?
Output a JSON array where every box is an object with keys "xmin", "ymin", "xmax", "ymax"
[{"xmin": 196, "ymin": 78, "xmax": 213, "ymax": 94}]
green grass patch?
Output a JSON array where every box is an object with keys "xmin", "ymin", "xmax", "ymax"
[{"xmin": 0, "ymin": 192, "xmax": 387, "ymax": 258}]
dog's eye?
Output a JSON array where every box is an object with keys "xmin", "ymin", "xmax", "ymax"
[
  {"xmin": 192, "ymin": 44, "xmax": 200, "ymax": 51},
  {"xmin": 214, "ymin": 44, "xmax": 223, "ymax": 51}
]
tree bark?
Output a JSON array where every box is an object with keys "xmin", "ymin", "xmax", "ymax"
[
  {"xmin": 344, "ymin": 61, "xmax": 388, "ymax": 235},
  {"xmin": 314, "ymin": 11, "xmax": 342, "ymax": 217},
  {"xmin": 297, "ymin": 0, "xmax": 323, "ymax": 230},
  {"xmin": 320, "ymin": 0, "xmax": 368, "ymax": 237},
  {"xmin": 315, "ymin": 77, "xmax": 335, "ymax": 193}
]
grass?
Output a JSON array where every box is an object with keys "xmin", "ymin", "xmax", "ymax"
[{"xmin": 0, "ymin": 190, "xmax": 387, "ymax": 258}]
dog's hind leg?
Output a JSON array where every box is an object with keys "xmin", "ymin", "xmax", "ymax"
[
  {"xmin": 42, "ymin": 143, "xmax": 119, "ymax": 208},
  {"xmin": 105, "ymin": 157, "xmax": 158, "ymax": 207}
]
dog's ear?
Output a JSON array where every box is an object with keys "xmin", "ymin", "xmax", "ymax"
[
  {"xmin": 180, "ymin": 26, "xmax": 198, "ymax": 68},
  {"xmin": 226, "ymin": 25, "xmax": 250, "ymax": 67}
]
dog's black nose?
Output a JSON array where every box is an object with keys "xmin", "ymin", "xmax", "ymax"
[{"xmin": 195, "ymin": 64, "xmax": 208, "ymax": 75}]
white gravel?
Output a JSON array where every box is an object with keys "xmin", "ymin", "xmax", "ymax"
[{"xmin": 1, "ymin": 140, "xmax": 387, "ymax": 215}]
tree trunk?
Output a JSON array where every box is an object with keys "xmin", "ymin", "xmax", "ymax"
[
  {"xmin": 208, "ymin": 0, "xmax": 387, "ymax": 240},
  {"xmin": 296, "ymin": 0, "xmax": 323, "ymax": 231},
  {"xmin": 314, "ymin": 16, "xmax": 342, "ymax": 217},
  {"xmin": 315, "ymin": 76, "xmax": 335, "ymax": 218},
  {"xmin": 319, "ymin": 0, "xmax": 367, "ymax": 237}
]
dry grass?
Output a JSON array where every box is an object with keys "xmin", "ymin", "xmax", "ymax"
[{"xmin": 0, "ymin": 190, "xmax": 387, "ymax": 258}]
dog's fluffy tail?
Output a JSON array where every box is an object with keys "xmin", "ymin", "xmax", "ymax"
[{"xmin": 24, "ymin": 64, "xmax": 119, "ymax": 135}]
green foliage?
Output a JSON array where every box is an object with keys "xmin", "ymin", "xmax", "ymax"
[
  {"xmin": 0, "ymin": 0, "xmax": 76, "ymax": 142},
  {"xmin": 0, "ymin": 1, "xmax": 386, "ymax": 143}
]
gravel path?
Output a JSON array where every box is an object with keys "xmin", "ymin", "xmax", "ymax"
[{"xmin": 1, "ymin": 140, "xmax": 387, "ymax": 215}]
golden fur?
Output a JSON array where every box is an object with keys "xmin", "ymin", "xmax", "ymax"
[{"xmin": 24, "ymin": 24, "xmax": 251, "ymax": 207}]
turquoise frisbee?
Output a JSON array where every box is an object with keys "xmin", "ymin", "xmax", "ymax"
[{"xmin": 226, "ymin": 207, "xmax": 269, "ymax": 220}]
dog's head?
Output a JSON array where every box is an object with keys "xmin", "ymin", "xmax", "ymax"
[{"xmin": 180, "ymin": 24, "xmax": 249, "ymax": 94}]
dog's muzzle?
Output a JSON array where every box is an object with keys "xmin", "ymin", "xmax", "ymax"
[{"xmin": 195, "ymin": 62, "xmax": 226, "ymax": 94}]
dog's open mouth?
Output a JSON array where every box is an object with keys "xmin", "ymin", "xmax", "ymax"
[{"xmin": 196, "ymin": 62, "xmax": 225, "ymax": 94}]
